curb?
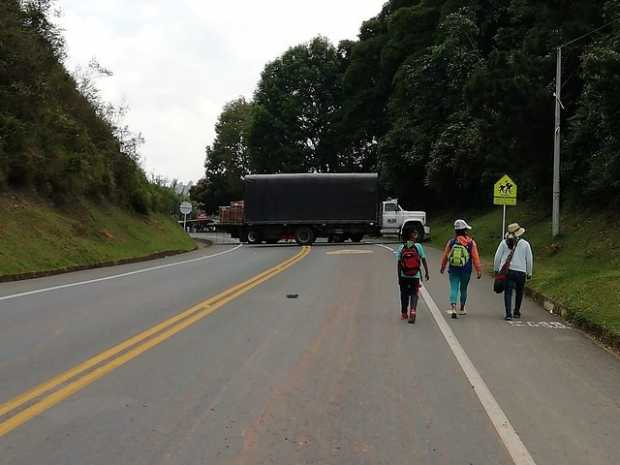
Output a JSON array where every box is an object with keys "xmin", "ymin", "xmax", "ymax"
[
  {"xmin": 524, "ymin": 286, "xmax": 620, "ymax": 353},
  {"xmin": 0, "ymin": 245, "xmax": 199, "ymax": 284}
]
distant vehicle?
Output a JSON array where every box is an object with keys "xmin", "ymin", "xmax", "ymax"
[{"xmin": 218, "ymin": 173, "xmax": 430, "ymax": 245}]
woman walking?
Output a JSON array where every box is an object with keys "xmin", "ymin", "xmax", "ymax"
[
  {"xmin": 440, "ymin": 219, "xmax": 482, "ymax": 319},
  {"xmin": 494, "ymin": 223, "xmax": 534, "ymax": 321}
]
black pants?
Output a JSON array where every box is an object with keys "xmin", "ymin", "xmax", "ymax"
[
  {"xmin": 399, "ymin": 278, "xmax": 420, "ymax": 314},
  {"xmin": 504, "ymin": 270, "xmax": 526, "ymax": 316}
]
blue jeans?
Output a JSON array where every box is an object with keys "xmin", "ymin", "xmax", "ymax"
[
  {"xmin": 449, "ymin": 271, "xmax": 471, "ymax": 306},
  {"xmin": 504, "ymin": 270, "xmax": 526, "ymax": 316}
]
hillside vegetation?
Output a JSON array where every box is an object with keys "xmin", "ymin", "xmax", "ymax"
[
  {"xmin": 0, "ymin": 194, "xmax": 194, "ymax": 278},
  {"xmin": 192, "ymin": 0, "xmax": 620, "ymax": 213},
  {"xmin": 0, "ymin": 0, "xmax": 178, "ymax": 214},
  {"xmin": 0, "ymin": 1, "xmax": 194, "ymax": 276}
]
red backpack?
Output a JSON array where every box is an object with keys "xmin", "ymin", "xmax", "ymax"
[{"xmin": 400, "ymin": 245, "xmax": 421, "ymax": 277}]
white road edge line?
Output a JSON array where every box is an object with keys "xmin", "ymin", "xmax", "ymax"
[
  {"xmin": 0, "ymin": 245, "xmax": 243, "ymax": 302},
  {"xmin": 377, "ymin": 244, "xmax": 538, "ymax": 465}
]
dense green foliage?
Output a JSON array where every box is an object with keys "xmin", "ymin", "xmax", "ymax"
[
  {"xmin": 194, "ymin": 0, "xmax": 620, "ymax": 212},
  {"xmin": 0, "ymin": 0, "xmax": 179, "ymax": 214}
]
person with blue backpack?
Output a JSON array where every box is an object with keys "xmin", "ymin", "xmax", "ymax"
[
  {"xmin": 395, "ymin": 227, "xmax": 430, "ymax": 324},
  {"xmin": 440, "ymin": 219, "xmax": 482, "ymax": 319}
]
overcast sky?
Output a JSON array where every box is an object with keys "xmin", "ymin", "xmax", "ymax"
[{"xmin": 54, "ymin": 0, "xmax": 386, "ymax": 184}]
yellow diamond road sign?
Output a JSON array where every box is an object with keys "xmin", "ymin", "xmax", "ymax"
[{"xmin": 494, "ymin": 175, "xmax": 517, "ymax": 206}]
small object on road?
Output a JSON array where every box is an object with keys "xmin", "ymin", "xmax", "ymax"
[{"xmin": 286, "ymin": 294, "xmax": 299, "ymax": 299}]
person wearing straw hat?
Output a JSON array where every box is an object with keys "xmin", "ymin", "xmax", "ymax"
[
  {"xmin": 494, "ymin": 223, "xmax": 534, "ymax": 321},
  {"xmin": 440, "ymin": 219, "xmax": 482, "ymax": 319}
]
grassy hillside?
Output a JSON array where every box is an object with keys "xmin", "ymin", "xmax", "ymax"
[
  {"xmin": 0, "ymin": 194, "xmax": 195, "ymax": 278},
  {"xmin": 430, "ymin": 205, "xmax": 620, "ymax": 344}
]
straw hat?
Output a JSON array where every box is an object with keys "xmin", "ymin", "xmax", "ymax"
[{"xmin": 507, "ymin": 223, "xmax": 526, "ymax": 237}]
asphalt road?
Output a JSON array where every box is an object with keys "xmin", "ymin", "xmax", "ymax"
[{"xmin": 1, "ymin": 242, "xmax": 619, "ymax": 465}]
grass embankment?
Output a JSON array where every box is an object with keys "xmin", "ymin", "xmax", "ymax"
[
  {"xmin": 0, "ymin": 194, "xmax": 195, "ymax": 279},
  {"xmin": 430, "ymin": 205, "xmax": 620, "ymax": 346}
]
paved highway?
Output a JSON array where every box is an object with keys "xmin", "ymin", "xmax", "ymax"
[{"xmin": 1, "ymin": 242, "xmax": 619, "ymax": 465}]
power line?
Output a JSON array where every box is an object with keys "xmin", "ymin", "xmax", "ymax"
[{"xmin": 560, "ymin": 16, "xmax": 620, "ymax": 49}]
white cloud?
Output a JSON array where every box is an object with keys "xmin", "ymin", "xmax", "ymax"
[{"xmin": 55, "ymin": 0, "xmax": 385, "ymax": 183}]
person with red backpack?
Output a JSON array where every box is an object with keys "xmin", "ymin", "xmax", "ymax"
[
  {"xmin": 395, "ymin": 228, "xmax": 430, "ymax": 323},
  {"xmin": 440, "ymin": 219, "xmax": 482, "ymax": 319}
]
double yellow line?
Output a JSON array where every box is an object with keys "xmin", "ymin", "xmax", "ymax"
[{"xmin": 0, "ymin": 246, "xmax": 311, "ymax": 437}]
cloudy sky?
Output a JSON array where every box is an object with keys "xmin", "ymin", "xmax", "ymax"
[{"xmin": 54, "ymin": 0, "xmax": 386, "ymax": 184}]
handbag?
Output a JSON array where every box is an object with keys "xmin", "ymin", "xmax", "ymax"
[{"xmin": 493, "ymin": 241, "xmax": 517, "ymax": 294}]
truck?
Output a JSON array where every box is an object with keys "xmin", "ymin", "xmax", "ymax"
[{"xmin": 219, "ymin": 173, "xmax": 430, "ymax": 245}]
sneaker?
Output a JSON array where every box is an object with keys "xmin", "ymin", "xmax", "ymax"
[
  {"xmin": 408, "ymin": 308, "xmax": 417, "ymax": 324},
  {"xmin": 513, "ymin": 311, "xmax": 521, "ymax": 319},
  {"xmin": 401, "ymin": 313, "xmax": 408, "ymax": 321},
  {"xmin": 504, "ymin": 315, "xmax": 513, "ymax": 321},
  {"xmin": 458, "ymin": 308, "xmax": 467, "ymax": 316}
]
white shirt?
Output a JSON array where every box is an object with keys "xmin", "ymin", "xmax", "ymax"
[{"xmin": 494, "ymin": 238, "xmax": 533, "ymax": 275}]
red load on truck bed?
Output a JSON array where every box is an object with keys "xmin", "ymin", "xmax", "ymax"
[{"xmin": 219, "ymin": 201, "xmax": 244, "ymax": 224}]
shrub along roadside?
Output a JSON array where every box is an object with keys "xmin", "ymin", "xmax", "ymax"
[
  {"xmin": 0, "ymin": 194, "xmax": 195, "ymax": 278},
  {"xmin": 429, "ymin": 205, "xmax": 620, "ymax": 349}
]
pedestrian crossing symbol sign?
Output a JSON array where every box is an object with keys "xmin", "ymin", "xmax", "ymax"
[{"xmin": 494, "ymin": 175, "xmax": 517, "ymax": 206}]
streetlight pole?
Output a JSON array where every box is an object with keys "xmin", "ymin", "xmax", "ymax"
[{"xmin": 552, "ymin": 46, "xmax": 562, "ymax": 238}]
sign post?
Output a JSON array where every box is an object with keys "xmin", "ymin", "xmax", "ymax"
[
  {"xmin": 180, "ymin": 201, "xmax": 192, "ymax": 232},
  {"xmin": 494, "ymin": 175, "xmax": 518, "ymax": 239}
]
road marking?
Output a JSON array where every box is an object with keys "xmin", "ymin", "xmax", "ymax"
[
  {"xmin": 0, "ymin": 245, "xmax": 243, "ymax": 302},
  {"xmin": 0, "ymin": 246, "xmax": 311, "ymax": 437},
  {"xmin": 509, "ymin": 321, "xmax": 569, "ymax": 329},
  {"xmin": 325, "ymin": 249, "xmax": 374, "ymax": 255},
  {"xmin": 377, "ymin": 244, "xmax": 538, "ymax": 465}
]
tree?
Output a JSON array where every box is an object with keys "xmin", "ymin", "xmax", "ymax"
[
  {"xmin": 567, "ymin": 0, "xmax": 620, "ymax": 206},
  {"xmin": 380, "ymin": 8, "xmax": 486, "ymax": 208},
  {"xmin": 248, "ymin": 37, "xmax": 345, "ymax": 173},
  {"xmin": 191, "ymin": 97, "xmax": 253, "ymax": 212}
]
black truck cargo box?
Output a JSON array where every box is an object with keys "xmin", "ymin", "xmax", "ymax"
[{"xmin": 244, "ymin": 173, "xmax": 378, "ymax": 224}]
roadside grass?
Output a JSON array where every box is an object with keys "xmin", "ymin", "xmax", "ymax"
[
  {"xmin": 0, "ymin": 194, "xmax": 195, "ymax": 277},
  {"xmin": 429, "ymin": 204, "xmax": 620, "ymax": 340}
]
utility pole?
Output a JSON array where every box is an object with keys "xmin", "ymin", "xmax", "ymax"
[
  {"xmin": 552, "ymin": 46, "xmax": 562, "ymax": 238},
  {"xmin": 550, "ymin": 19, "xmax": 618, "ymax": 238}
]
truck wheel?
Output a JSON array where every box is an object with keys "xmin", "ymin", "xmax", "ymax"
[
  {"xmin": 350, "ymin": 234, "xmax": 364, "ymax": 243},
  {"xmin": 247, "ymin": 230, "xmax": 261, "ymax": 244},
  {"xmin": 295, "ymin": 227, "xmax": 315, "ymax": 245}
]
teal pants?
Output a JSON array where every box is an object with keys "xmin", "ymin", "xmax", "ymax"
[{"xmin": 449, "ymin": 271, "xmax": 471, "ymax": 306}]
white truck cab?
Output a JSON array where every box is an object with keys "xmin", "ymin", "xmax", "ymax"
[{"xmin": 381, "ymin": 199, "xmax": 430, "ymax": 241}]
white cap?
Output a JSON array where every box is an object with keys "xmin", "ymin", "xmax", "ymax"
[{"xmin": 454, "ymin": 219, "xmax": 472, "ymax": 230}]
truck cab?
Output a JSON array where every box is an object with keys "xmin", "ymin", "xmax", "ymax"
[{"xmin": 380, "ymin": 200, "xmax": 430, "ymax": 241}]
